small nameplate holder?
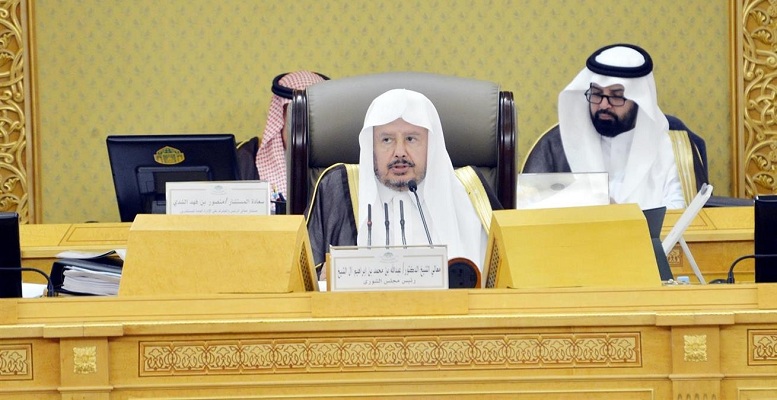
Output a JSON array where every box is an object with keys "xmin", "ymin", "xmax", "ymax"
[
  {"xmin": 166, "ymin": 180, "xmax": 270, "ymax": 215},
  {"xmin": 329, "ymin": 245, "xmax": 448, "ymax": 291}
]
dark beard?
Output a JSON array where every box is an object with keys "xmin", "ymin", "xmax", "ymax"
[
  {"xmin": 374, "ymin": 159, "xmax": 422, "ymax": 191},
  {"xmin": 590, "ymin": 104, "xmax": 639, "ymax": 138}
]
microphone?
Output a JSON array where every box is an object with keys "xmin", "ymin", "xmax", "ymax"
[
  {"xmin": 367, "ymin": 204, "xmax": 372, "ymax": 247},
  {"xmin": 384, "ymin": 203, "xmax": 390, "ymax": 247},
  {"xmin": 408, "ymin": 180, "xmax": 433, "ymax": 246},
  {"xmin": 399, "ymin": 200, "xmax": 407, "ymax": 246}
]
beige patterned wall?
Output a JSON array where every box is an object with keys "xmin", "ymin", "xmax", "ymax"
[{"xmin": 33, "ymin": 0, "xmax": 731, "ymax": 223}]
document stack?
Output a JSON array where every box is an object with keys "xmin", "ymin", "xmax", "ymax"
[{"xmin": 50, "ymin": 251, "xmax": 124, "ymax": 296}]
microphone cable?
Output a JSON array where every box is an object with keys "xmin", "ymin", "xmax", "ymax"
[
  {"xmin": 720, "ymin": 254, "xmax": 777, "ymax": 284},
  {"xmin": 0, "ymin": 266, "xmax": 56, "ymax": 297}
]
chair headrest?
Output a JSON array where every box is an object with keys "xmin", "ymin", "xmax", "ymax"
[{"xmin": 305, "ymin": 72, "xmax": 500, "ymax": 168}]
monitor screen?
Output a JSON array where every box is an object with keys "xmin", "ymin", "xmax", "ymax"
[
  {"xmin": 107, "ymin": 134, "xmax": 240, "ymax": 222},
  {"xmin": 0, "ymin": 212, "xmax": 21, "ymax": 298},
  {"xmin": 755, "ymin": 195, "xmax": 777, "ymax": 283}
]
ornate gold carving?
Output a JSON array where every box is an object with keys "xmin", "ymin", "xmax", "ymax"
[
  {"xmin": 749, "ymin": 330, "xmax": 777, "ymax": 364},
  {"xmin": 683, "ymin": 334, "xmax": 708, "ymax": 362},
  {"xmin": 485, "ymin": 238, "xmax": 499, "ymax": 288},
  {"xmin": 0, "ymin": 0, "xmax": 29, "ymax": 221},
  {"xmin": 667, "ymin": 245, "xmax": 682, "ymax": 266},
  {"xmin": 140, "ymin": 332, "xmax": 641, "ymax": 376},
  {"xmin": 0, "ymin": 344, "xmax": 31, "ymax": 379},
  {"xmin": 740, "ymin": 1, "xmax": 777, "ymax": 196},
  {"xmin": 73, "ymin": 346, "xmax": 97, "ymax": 374},
  {"xmin": 153, "ymin": 146, "xmax": 185, "ymax": 165},
  {"xmin": 299, "ymin": 246, "xmax": 313, "ymax": 291}
]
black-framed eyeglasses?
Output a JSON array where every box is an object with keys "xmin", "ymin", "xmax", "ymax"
[{"xmin": 584, "ymin": 88, "xmax": 628, "ymax": 107}]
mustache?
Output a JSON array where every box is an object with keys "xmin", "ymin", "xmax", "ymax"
[
  {"xmin": 387, "ymin": 159, "xmax": 415, "ymax": 168},
  {"xmin": 594, "ymin": 109, "xmax": 619, "ymax": 122}
]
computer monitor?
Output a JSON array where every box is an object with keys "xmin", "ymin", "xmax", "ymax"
[
  {"xmin": 107, "ymin": 134, "xmax": 240, "ymax": 222},
  {"xmin": 755, "ymin": 195, "xmax": 777, "ymax": 283},
  {"xmin": 0, "ymin": 212, "xmax": 22, "ymax": 298}
]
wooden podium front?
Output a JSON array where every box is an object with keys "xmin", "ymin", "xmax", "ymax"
[
  {"xmin": 3, "ymin": 206, "xmax": 768, "ymax": 399},
  {"xmin": 3, "ymin": 286, "xmax": 777, "ymax": 399}
]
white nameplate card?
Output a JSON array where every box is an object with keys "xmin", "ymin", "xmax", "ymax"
[
  {"xmin": 165, "ymin": 180, "xmax": 270, "ymax": 215},
  {"xmin": 328, "ymin": 245, "xmax": 448, "ymax": 291}
]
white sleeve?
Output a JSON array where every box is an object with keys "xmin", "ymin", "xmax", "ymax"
[{"xmin": 663, "ymin": 159, "xmax": 687, "ymax": 210}]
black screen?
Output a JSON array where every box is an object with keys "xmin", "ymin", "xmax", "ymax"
[
  {"xmin": 0, "ymin": 212, "xmax": 22, "ymax": 298},
  {"xmin": 755, "ymin": 195, "xmax": 777, "ymax": 283},
  {"xmin": 107, "ymin": 134, "xmax": 240, "ymax": 222}
]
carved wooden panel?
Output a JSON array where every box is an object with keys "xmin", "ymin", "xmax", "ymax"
[
  {"xmin": 749, "ymin": 329, "xmax": 777, "ymax": 365},
  {"xmin": 0, "ymin": 343, "xmax": 32, "ymax": 380},
  {"xmin": 737, "ymin": 1, "xmax": 777, "ymax": 196},
  {"xmin": 0, "ymin": 0, "xmax": 32, "ymax": 222},
  {"xmin": 139, "ymin": 332, "xmax": 642, "ymax": 376}
]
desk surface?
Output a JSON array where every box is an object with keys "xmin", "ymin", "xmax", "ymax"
[{"xmin": 18, "ymin": 207, "xmax": 756, "ymax": 284}]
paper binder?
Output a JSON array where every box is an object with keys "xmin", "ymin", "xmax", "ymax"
[{"xmin": 50, "ymin": 257, "xmax": 124, "ymax": 296}]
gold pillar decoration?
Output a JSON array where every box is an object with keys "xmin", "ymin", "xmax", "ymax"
[
  {"xmin": 73, "ymin": 346, "xmax": 97, "ymax": 374},
  {"xmin": 735, "ymin": 0, "xmax": 777, "ymax": 196},
  {"xmin": 683, "ymin": 334, "xmax": 708, "ymax": 362},
  {"xmin": 0, "ymin": 0, "xmax": 32, "ymax": 223}
]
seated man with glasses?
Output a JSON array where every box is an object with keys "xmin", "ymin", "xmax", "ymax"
[{"xmin": 523, "ymin": 43, "xmax": 685, "ymax": 210}]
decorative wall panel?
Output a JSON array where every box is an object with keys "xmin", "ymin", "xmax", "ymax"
[
  {"xmin": 0, "ymin": 0, "xmax": 31, "ymax": 222},
  {"xmin": 139, "ymin": 332, "xmax": 642, "ymax": 376}
]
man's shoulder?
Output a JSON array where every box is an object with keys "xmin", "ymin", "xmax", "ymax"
[{"xmin": 522, "ymin": 124, "xmax": 568, "ymax": 173}]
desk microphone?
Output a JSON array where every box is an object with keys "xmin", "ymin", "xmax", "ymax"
[
  {"xmin": 399, "ymin": 200, "xmax": 407, "ymax": 246},
  {"xmin": 408, "ymin": 180, "xmax": 433, "ymax": 246},
  {"xmin": 384, "ymin": 202, "xmax": 390, "ymax": 246},
  {"xmin": 367, "ymin": 204, "xmax": 372, "ymax": 247}
]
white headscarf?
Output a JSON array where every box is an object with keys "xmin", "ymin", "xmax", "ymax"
[
  {"xmin": 355, "ymin": 89, "xmax": 487, "ymax": 269},
  {"xmin": 557, "ymin": 44, "xmax": 684, "ymax": 209}
]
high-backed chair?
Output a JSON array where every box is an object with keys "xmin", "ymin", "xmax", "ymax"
[{"xmin": 287, "ymin": 72, "xmax": 517, "ymax": 214}]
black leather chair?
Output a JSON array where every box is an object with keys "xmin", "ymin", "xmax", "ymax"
[{"xmin": 286, "ymin": 71, "xmax": 517, "ymax": 215}]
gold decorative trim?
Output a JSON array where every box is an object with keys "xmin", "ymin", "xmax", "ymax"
[
  {"xmin": 749, "ymin": 329, "xmax": 777, "ymax": 365},
  {"xmin": 0, "ymin": 0, "xmax": 32, "ymax": 222},
  {"xmin": 736, "ymin": 1, "xmax": 777, "ymax": 196},
  {"xmin": 683, "ymin": 334, "xmax": 708, "ymax": 362},
  {"xmin": 73, "ymin": 346, "xmax": 97, "ymax": 374},
  {"xmin": 140, "ymin": 332, "xmax": 641, "ymax": 376},
  {"xmin": 0, "ymin": 344, "xmax": 31, "ymax": 379}
]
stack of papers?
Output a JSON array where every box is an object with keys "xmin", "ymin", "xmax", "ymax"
[
  {"xmin": 51, "ymin": 249, "xmax": 125, "ymax": 296},
  {"xmin": 62, "ymin": 266, "xmax": 121, "ymax": 296}
]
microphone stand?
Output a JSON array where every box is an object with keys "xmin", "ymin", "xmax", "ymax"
[
  {"xmin": 400, "ymin": 200, "xmax": 406, "ymax": 247},
  {"xmin": 408, "ymin": 180, "xmax": 433, "ymax": 246}
]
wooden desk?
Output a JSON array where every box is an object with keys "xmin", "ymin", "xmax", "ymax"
[
  {"xmin": 663, "ymin": 207, "xmax": 754, "ymax": 283},
  {"xmin": 19, "ymin": 222, "xmax": 130, "ymax": 283},
  {"xmin": 18, "ymin": 207, "xmax": 755, "ymax": 285},
  {"xmin": 2, "ymin": 286, "xmax": 777, "ymax": 399}
]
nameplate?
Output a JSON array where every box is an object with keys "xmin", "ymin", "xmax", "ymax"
[
  {"xmin": 165, "ymin": 181, "xmax": 270, "ymax": 215},
  {"xmin": 329, "ymin": 245, "xmax": 448, "ymax": 291}
]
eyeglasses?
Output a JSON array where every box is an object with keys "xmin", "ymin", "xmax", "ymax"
[{"xmin": 584, "ymin": 89, "xmax": 628, "ymax": 107}]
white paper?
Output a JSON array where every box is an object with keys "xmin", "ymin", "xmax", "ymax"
[
  {"xmin": 166, "ymin": 180, "xmax": 271, "ymax": 216},
  {"xmin": 516, "ymin": 172, "xmax": 609, "ymax": 209},
  {"xmin": 329, "ymin": 245, "xmax": 448, "ymax": 291}
]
